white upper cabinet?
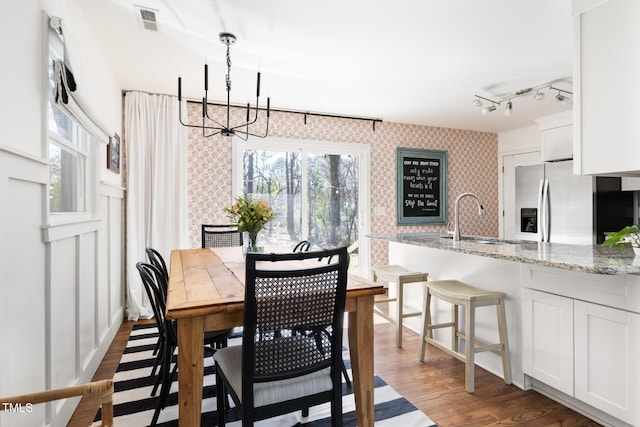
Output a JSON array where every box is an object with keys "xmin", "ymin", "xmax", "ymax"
[
  {"xmin": 574, "ymin": 0, "xmax": 640, "ymax": 175},
  {"xmin": 536, "ymin": 112, "xmax": 573, "ymax": 162}
]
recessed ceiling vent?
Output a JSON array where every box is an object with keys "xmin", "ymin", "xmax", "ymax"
[{"xmin": 134, "ymin": 5, "xmax": 158, "ymax": 31}]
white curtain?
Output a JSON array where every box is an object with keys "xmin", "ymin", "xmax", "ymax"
[{"xmin": 124, "ymin": 92, "xmax": 188, "ymax": 320}]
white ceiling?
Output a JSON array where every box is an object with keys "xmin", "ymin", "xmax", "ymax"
[{"xmin": 74, "ymin": 0, "xmax": 575, "ymax": 133}]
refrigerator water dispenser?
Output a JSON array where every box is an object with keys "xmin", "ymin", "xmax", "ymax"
[{"xmin": 520, "ymin": 208, "xmax": 537, "ymax": 233}]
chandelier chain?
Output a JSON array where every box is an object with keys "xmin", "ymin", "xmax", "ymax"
[{"xmin": 225, "ymin": 45, "xmax": 232, "ymax": 92}]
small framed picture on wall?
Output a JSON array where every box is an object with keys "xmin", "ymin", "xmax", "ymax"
[{"xmin": 107, "ymin": 133, "xmax": 120, "ymax": 173}]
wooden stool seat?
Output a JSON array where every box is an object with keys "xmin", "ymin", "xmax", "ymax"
[
  {"xmin": 372, "ymin": 265, "xmax": 428, "ymax": 347},
  {"xmin": 419, "ymin": 279, "xmax": 512, "ymax": 393}
]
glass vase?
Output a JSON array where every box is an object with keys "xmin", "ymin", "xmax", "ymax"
[{"xmin": 244, "ymin": 230, "xmax": 264, "ymax": 255}]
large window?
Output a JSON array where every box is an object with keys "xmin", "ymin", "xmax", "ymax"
[
  {"xmin": 233, "ymin": 138, "xmax": 370, "ymax": 275},
  {"xmin": 48, "ymin": 104, "xmax": 92, "ymax": 213}
]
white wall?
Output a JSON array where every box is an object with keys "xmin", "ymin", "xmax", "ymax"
[
  {"xmin": 0, "ymin": 1, "xmax": 125, "ymax": 426},
  {"xmin": 498, "ymin": 124, "xmax": 539, "ymax": 154}
]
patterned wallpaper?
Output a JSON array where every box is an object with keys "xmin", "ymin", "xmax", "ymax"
[{"xmin": 186, "ymin": 103, "xmax": 498, "ymax": 266}]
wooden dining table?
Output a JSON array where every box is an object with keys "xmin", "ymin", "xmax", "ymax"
[{"xmin": 166, "ymin": 247, "xmax": 385, "ymax": 426}]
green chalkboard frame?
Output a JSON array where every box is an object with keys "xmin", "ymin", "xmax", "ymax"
[{"xmin": 396, "ymin": 148, "xmax": 448, "ymax": 225}]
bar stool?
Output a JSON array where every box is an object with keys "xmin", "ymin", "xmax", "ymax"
[
  {"xmin": 372, "ymin": 265, "xmax": 428, "ymax": 347},
  {"xmin": 418, "ymin": 280, "xmax": 512, "ymax": 393}
]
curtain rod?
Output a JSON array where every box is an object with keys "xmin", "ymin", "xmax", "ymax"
[
  {"xmin": 185, "ymin": 99, "xmax": 383, "ymax": 131},
  {"xmin": 123, "ymin": 90, "xmax": 383, "ymax": 131}
]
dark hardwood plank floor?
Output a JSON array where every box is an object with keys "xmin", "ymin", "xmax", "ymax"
[{"xmin": 68, "ymin": 318, "xmax": 601, "ymax": 426}]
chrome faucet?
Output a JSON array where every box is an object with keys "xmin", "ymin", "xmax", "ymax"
[{"xmin": 453, "ymin": 192, "xmax": 486, "ymax": 241}]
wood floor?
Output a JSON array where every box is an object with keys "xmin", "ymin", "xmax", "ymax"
[{"xmin": 68, "ymin": 319, "xmax": 601, "ymax": 426}]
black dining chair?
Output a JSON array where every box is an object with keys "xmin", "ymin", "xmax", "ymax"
[
  {"xmin": 136, "ymin": 262, "xmax": 233, "ymax": 426},
  {"xmin": 144, "ymin": 248, "xmax": 167, "ymax": 377},
  {"xmin": 292, "ymin": 240, "xmax": 311, "ymax": 252},
  {"xmin": 202, "ymin": 224, "xmax": 243, "ymax": 248},
  {"xmin": 145, "ymin": 247, "xmax": 168, "ymax": 302},
  {"xmin": 145, "ymin": 247, "xmax": 168, "ymax": 281},
  {"xmin": 291, "ymin": 240, "xmax": 352, "ymax": 387},
  {"xmin": 214, "ymin": 247, "xmax": 349, "ymax": 426}
]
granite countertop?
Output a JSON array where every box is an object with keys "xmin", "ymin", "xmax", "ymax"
[{"xmin": 368, "ymin": 232, "xmax": 640, "ymax": 275}]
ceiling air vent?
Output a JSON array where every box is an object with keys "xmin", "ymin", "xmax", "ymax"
[{"xmin": 134, "ymin": 5, "xmax": 158, "ymax": 31}]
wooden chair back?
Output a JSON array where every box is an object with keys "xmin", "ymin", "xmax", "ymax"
[{"xmin": 0, "ymin": 379, "xmax": 114, "ymax": 426}]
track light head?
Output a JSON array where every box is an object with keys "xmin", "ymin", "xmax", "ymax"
[
  {"xmin": 505, "ymin": 101, "xmax": 513, "ymax": 116},
  {"xmin": 473, "ymin": 98, "xmax": 483, "ymax": 108},
  {"xmin": 534, "ymin": 90, "xmax": 545, "ymax": 101},
  {"xmin": 556, "ymin": 92, "xmax": 566, "ymax": 102},
  {"xmin": 481, "ymin": 105, "xmax": 496, "ymax": 115}
]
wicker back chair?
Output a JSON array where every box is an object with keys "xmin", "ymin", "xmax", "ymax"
[
  {"xmin": 201, "ymin": 224, "xmax": 243, "ymax": 248},
  {"xmin": 213, "ymin": 247, "xmax": 349, "ymax": 426},
  {"xmin": 292, "ymin": 240, "xmax": 353, "ymax": 387}
]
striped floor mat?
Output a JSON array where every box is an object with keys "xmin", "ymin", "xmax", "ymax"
[{"xmin": 100, "ymin": 323, "xmax": 438, "ymax": 426}]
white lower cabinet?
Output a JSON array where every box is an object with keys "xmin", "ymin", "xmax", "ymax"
[
  {"xmin": 523, "ymin": 289, "xmax": 574, "ymax": 395},
  {"xmin": 524, "ymin": 288, "xmax": 640, "ymax": 426},
  {"xmin": 574, "ymin": 301, "xmax": 640, "ymax": 425}
]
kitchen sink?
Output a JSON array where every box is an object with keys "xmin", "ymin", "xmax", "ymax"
[
  {"xmin": 468, "ymin": 239, "xmax": 505, "ymax": 245},
  {"xmin": 440, "ymin": 235, "xmax": 515, "ymax": 245}
]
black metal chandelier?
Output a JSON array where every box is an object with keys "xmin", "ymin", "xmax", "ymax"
[{"xmin": 178, "ymin": 32, "xmax": 270, "ymax": 139}]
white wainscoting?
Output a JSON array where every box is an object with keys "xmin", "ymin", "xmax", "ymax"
[{"xmin": 0, "ymin": 147, "xmax": 125, "ymax": 427}]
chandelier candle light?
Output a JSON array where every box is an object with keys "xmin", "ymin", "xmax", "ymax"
[{"xmin": 177, "ymin": 32, "xmax": 270, "ymax": 139}]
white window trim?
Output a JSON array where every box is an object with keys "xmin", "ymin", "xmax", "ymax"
[
  {"xmin": 44, "ymin": 13, "xmax": 103, "ymax": 226},
  {"xmin": 47, "ymin": 98, "xmax": 103, "ymax": 224},
  {"xmin": 232, "ymin": 136, "xmax": 371, "ymax": 277}
]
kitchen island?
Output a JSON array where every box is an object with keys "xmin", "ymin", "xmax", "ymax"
[
  {"xmin": 370, "ymin": 232, "xmax": 640, "ymax": 274},
  {"xmin": 369, "ymin": 233, "xmax": 640, "ymax": 427}
]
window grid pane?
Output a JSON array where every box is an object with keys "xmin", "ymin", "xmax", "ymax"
[{"xmin": 241, "ymin": 147, "xmax": 359, "ymax": 273}]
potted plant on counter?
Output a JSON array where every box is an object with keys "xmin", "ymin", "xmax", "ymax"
[{"xmin": 602, "ymin": 224, "xmax": 640, "ymax": 255}]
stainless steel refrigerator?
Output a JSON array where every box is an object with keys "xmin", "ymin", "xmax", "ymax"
[{"xmin": 515, "ymin": 161, "xmax": 595, "ymax": 244}]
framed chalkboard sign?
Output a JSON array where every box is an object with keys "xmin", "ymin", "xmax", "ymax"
[{"xmin": 396, "ymin": 148, "xmax": 448, "ymax": 225}]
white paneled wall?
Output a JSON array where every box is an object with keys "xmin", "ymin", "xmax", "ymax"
[
  {"xmin": 0, "ymin": 148, "xmax": 125, "ymax": 427},
  {"xmin": 0, "ymin": 148, "xmax": 48, "ymax": 427},
  {"xmin": 0, "ymin": 1, "xmax": 124, "ymax": 425},
  {"xmin": 103, "ymin": 182, "xmax": 125, "ymax": 328}
]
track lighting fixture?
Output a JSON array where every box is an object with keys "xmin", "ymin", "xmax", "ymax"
[{"xmin": 473, "ymin": 81, "xmax": 572, "ymax": 117}]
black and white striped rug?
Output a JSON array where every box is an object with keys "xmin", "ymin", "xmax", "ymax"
[{"xmin": 100, "ymin": 324, "xmax": 437, "ymax": 426}]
